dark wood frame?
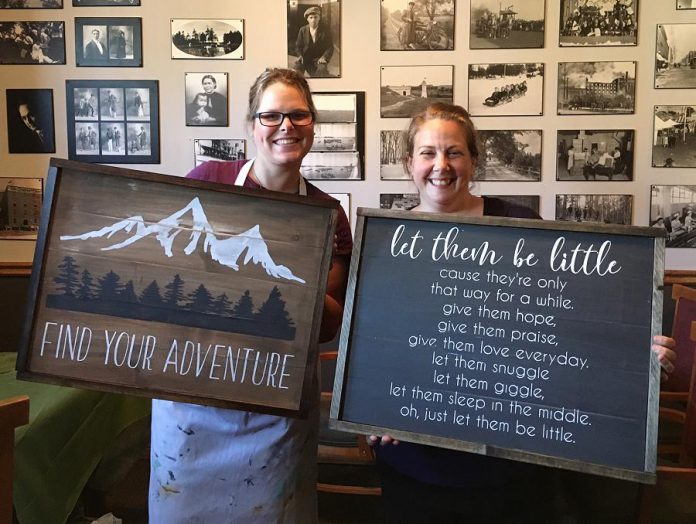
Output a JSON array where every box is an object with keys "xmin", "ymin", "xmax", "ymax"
[
  {"xmin": 17, "ymin": 158, "xmax": 339, "ymax": 417},
  {"xmin": 330, "ymin": 207, "xmax": 664, "ymax": 483},
  {"xmin": 75, "ymin": 17, "xmax": 142, "ymax": 67}
]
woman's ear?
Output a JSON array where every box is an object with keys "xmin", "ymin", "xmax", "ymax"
[{"xmin": 404, "ymin": 155, "xmax": 413, "ymax": 178}]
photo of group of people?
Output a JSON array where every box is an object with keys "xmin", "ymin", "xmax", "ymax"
[
  {"xmin": 0, "ymin": 21, "xmax": 64, "ymax": 64},
  {"xmin": 75, "ymin": 17, "xmax": 141, "ymax": 67},
  {"xmin": 557, "ymin": 129, "xmax": 634, "ymax": 181},
  {"xmin": 559, "ymin": 0, "xmax": 638, "ymax": 46},
  {"xmin": 470, "ymin": 0, "xmax": 544, "ymax": 49},
  {"xmin": 66, "ymin": 80, "xmax": 158, "ymax": 163},
  {"xmin": 651, "ymin": 185, "xmax": 696, "ymax": 247},
  {"xmin": 652, "ymin": 105, "xmax": 696, "ymax": 168}
]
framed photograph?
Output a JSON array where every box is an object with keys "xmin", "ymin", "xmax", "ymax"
[
  {"xmin": 555, "ymin": 194, "xmax": 633, "ymax": 225},
  {"xmin": 6, "ymin": 88, "xmax": 55, "ymax": 154},
  {"xmin": 677, "ymin": 1, "xmax": 696, "ymax": 9},
  {"xmin": 558, "ymin": 61, "xmax": 636, "ymax": 115},
  {"xmin": 75, "ymin": 17, "xmax": 142, "ymax": 67},
  {"xmin": 474, "ymin": 130, "xmax": 542, "ymax": 181},
  {"xmin": 380, "ymin": 0, "xmax": 454, "ymax": 51},
  {"xmin": 185, "ymin": 72, "xmax": 228, "ymax": 127},
  {"xmin": 380, "ymin": 130, "xmax": 408, "ymax": 180},
  {"xmin": 470, "ymin": 0, "xmax": 544, "ymax": 49},
  {"xmin": 328, "ymin": 192, "xmax": 351, "ymax": 225},
  {"xmin": 381, "ymin": 65, "xmax": 453, "ymax": 118},
  {"xmin": 17, "ymin": 158, "xmax": 339, "ymax": 416},
  {"xmin": 557, "ymin": 129, "xmax": 634, "ymax": 181},
  {"xmin": 287, "ymin": 0, "xmax": 341, "ymax": 77},
  {"xmin": 0, "ymin": 21, "xmax": 65, "ymax": 64},
  {"xmin": 380, "ymin": 193, "xmax": 420, "ymax": 210},
  {"xmin": 484, "ymin": 194, "xmax": 540, "ymax": 214},
  {"xmin": 655, "ymin": 24, "xmax": 696, "ymax": 88},
  {"xmin": 73, "ymin": 0, "xmax": 140, "ymax": 5},
  {"xmin": 66, "ymin": 80, "xmax": 159, "ymax": 163},
  {"xmin": 302, "ymin": 92, "xmax": 364, "ymax": 180},
  {"xmin": 652, "ymin": 105, "xmax": 696, "ymax": 168},
  {"xmin": 651, "ymin": 185, "xmax": 696, "ymax": 247},
  {"xmin": 171, "ymin": 19, "xmax": 244, "ymax": 60},
  {"xmin": 0, "ymin": 177, "xmax": 43, "ymax": 240},
  {"xmin": 1, "ymin": 1, "xmax": 62, "ymax": 8},
  {"xmin": 559, "ymin": 0, "xmax": 637, "ymax": 47},
  {"xmin": 194, "ymin": 139, "xmax": 246, "ymax": 166},
  {"xmin": 468, "ymin": 63, "xmax": 543, "ymax": 117}
]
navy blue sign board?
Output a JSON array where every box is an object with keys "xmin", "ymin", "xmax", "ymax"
[{"xmin": 331, "ymin": 208, "xmax": 665, "ymax": 483}]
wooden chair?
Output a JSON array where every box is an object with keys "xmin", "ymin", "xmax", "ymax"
[
  {"xmin": 662, "ymin": 284, "xmax": 696, "ymax": 399},
  {"xmin": 0, "ymin": 395, "xmax": 29, "ymax": 524},
  {"xmin": 317, "ymin": 351, "xmax": 381, "ymax": 496}
]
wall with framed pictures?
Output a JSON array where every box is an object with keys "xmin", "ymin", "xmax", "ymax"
[{"xmin": 1, "ymin": 0, "xmax": 696, "ymax": 270}]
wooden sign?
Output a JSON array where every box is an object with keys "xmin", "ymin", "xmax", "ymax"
[
  {"xmin": 17, "ymin": 158, "xmax": 338, "ymax": 418},
  {"xmin": 331, "ymin": 208, "xmax": 665, "ymax": 483}
]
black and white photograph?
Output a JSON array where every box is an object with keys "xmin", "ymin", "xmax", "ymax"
[
  {"xmin": 380, "ymin": 0, "xmax": 454, "ymax": 51},
  {"xmin": 194, "ymin": 138, "xmax": 245, "ymax": 166},
  {"xmin": 557, "ymin": 129, "xmax": 634, "ymax": 181},
  {"xmin": 0, "ymin": 177, "xmax": 42, "ymax": 240},
  {"xmin": 651, "ymin": 185, "xmax": 696, "ymax": 247},
  {"xmin": 73, "ymin": 0, "xmax": 140, "ymax": 5},
  {"xmin": 655, "ymin": 24, "xmax": 696, "ymax": 88},
  {"xmin": 185, "ymin": 73, "xmax": 228, "ymax": 127},
  {"xmin": 380, "ymin": 193, "xmax": 420, "ymax": 210},
  {"xmin": 303, "ymin": 92, "xmax": 364, "ymax": 180},
  {"xmin": 555, "ymin": 194, "xmax": 633, "ymax": 225},
  {"xmin": 470, "ymin": 0, "xmax": 544, "ymax": 49},
  {"xmin": 328, "ymin": 192, "xmax": 351, "ymax": 225},
  {"xmin": 559, "ymin": 0, "xmax": 637, "ymax": 47},
  {"xmin": 171, "ymin": 19, "xmax": 244, "ymax": 60},
  {"xmin": 1, "ymin": 0, "xmax": 62, "ymax": 7},
  {"xmin": 6, "ymin": 88, "xmax": 55, "ymax": 154},
  {"xmin": 380, "ymin": 130, "xmax": 408, "ymax": 180},
  {"xmin": 558, "ymin": 61, "xmax": 636, "ymax": 115},
  {"xmin": 474, "ymin": 130, "xmax": 542, "ymax": 181},
  {"xmin": 381, "ymin": 65, "xmax": 453, "ymax": 118},
  {"xmin": 484, "ymin": 194, "xmax": 540, "ymax": 214},
  {"xmin": 66, "ymin": 79, "xmax": 159, "ymax": 163},
  {"xmin": 75, "ymin": 17, "xmax": 142, "ymax": 67},
  {"xmin": 652, "ymin": 105, "xmax": 696, "ymax": 168},
  {"xmin": 678, "ymin": 0, "xmax": 696, "ymax": 8},
  {"xmin": 468, "ymin": 63, "xmax": 543, "ymax": 117},
  {"xmin": 0, "ymin": 21, "xmax": 65, "ymax": 64},
  {"xmin": 287, "ymin": 0, "xmax": 340, "ymax": 77}
]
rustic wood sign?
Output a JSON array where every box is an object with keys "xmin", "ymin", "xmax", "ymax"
[
  {"xmin": 331, "ymin": 208, "xmax": 665, "ymax": 483},
  {"xmin": 17, "ymin": 158, "xmax": 338, "ymax": 417}
]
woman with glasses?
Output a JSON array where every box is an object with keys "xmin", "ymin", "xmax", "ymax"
[{"xmin": 149, "ymin": 68, "xmax": 352, "ymax": 523}]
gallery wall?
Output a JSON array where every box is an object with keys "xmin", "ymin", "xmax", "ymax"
[{"xmin": 1, "ymin": 0, "xmax": 695, "ymax": 270}]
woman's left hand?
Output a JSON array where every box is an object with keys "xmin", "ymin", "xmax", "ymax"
[{"xmin": 651, "ymin": 335, "xmax": 677, "ymax": 381}]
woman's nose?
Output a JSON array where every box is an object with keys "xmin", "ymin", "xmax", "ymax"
[{"xmin": 434, "ymin": 153, "xmax": 449, "ymax": 171}]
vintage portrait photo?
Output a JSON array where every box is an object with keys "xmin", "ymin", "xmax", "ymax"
[
  {"xmin": 380, "ymin": 0, "xmax": 454, "ymax": 51},
  {"xmin": 655, "ymin": 24, "xmax": 696, "ymax": 88},
  {"xmin": 380, "ymin": 193, "xmax": 420, "ymax": 210},
  {"xmin": 287, "ymin": 0, "xmax": 340, "ymax": 77},
  {"xmin": 557, "ymin": 129, "xmax": 634, "ymax": 181},
  {"xmin": 171, "ymin": 19, "xmax": 244, "ymax": 60},
  {"xmin": 468, "ymin": 63, "xmax": 543, "ymax": 117},
  {"xmin": 0, "ymin": 21, "xmax": 65, "ymax": 64},
  {"xmin": 302, "ymin": 92, "xmax": 364, "ymax": 180},
  {"xmin": 1, "ymin": 0, "xmax": 62, "ymax": 7},
  {"xmin": 380, "ymin": 130, "xmax": 408, "ymax": 180},
  {"xmin": 194, "ymin": 139, "xmax": 246, "ymax": 166},
  {"xmin": 558, "ymin": 61, "xmax": 636, "ymax": 115},
  {"xmin": 381, "ymin": 65, "xmax": 453, "ymax": 118},
  {"xmin": 556, "ymin": 194, "xmax": 633, "ymax": 225},
  {"xmin": 559, "ymin": 0, "xmax": 637, "ymax": 47},
  {"xmin": 653, "ymin": 105, "xmax": 696, "ymax": 168},
  {"xmin": 0, "ymin": 177, "xmax": 42, "ymax": 240},
  {"xmin": 651, "ymin": 185, "xmax": 696, "ymax": 247},
  {"xmin": 6, "ymin": 88, "xmax": 55, "ymax": 154},
  {"xmin": 73, "ymin": 0, "xmax": 140, "ymax": 5},
  {"xmin": 75, "ymin": 18, "xmax": 142, "ymax": 67},
  {"xmin": 474, "ymin": 130, "xmax": 542, "ymax": 181},
  {"xmin": 484, "ymin": 194, "xmax": 540, "ymax": 214},
  {"xmin": 470, "ymin": 0, "xmax": 544, "ymax": 49},
  {"xmin": 678, "ymin": 0, "xmax": 696, "ymax": 8},
  {"xmin": 66, "ymin": 80, "xmax": 159, "ymax": 163},
  {"xmin": 185, "ymin": 73, "xmax": 228, "ymax": 127}
]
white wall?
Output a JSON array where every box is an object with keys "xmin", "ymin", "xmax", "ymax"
[{"xmin": 1, "ymin": 0, "xmax": 695, "ymax": 269}]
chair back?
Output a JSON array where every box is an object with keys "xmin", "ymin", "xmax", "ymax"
[{"xmin": 665, "ymin": 284, "xmax": 696, "ymax": 392}]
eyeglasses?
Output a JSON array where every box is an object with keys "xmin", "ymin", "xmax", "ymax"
[{"xmin": 254, "ymin": 111, "xmax": 314, "ymax": 127}]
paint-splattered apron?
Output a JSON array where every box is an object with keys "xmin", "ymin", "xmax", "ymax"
[{"xmin": 149, "ymin": 160, "xmax": 318, "ymax": 523}]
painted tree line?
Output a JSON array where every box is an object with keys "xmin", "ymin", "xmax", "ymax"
[{"xmin": 47, "ymin": 255, "xmax": 296, "ymax": 340}]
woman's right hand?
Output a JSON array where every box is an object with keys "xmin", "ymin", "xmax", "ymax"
[{"xmin": 367, "ymin": 434, "xmax": 400, "ymax": 447}]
